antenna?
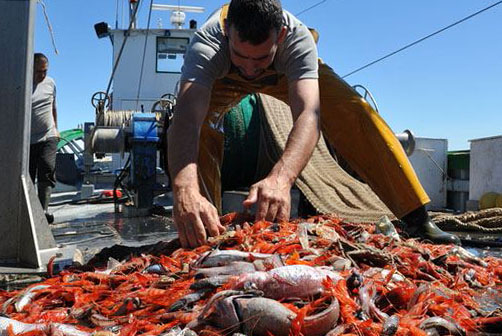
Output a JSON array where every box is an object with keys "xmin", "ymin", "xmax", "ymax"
[{"xmin": 152, "ymin": 3, "xmax": 205, "ymax": 29}]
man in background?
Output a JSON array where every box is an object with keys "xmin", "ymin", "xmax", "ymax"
[{"xmin": 30, "ymin": 53, "xmax": 58, "ymax": 224}]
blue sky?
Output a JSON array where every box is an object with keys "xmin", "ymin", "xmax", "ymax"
[{"xmin": 34, "ymin": 0, "xmax": 502, "ymax": 150}]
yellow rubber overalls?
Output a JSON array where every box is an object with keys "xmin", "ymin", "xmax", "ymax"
[{"xmin": 196, "ymin": 5, "xmax": 429, "ymax": 219}]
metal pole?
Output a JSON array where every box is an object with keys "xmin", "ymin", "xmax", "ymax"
[{"xmin": 0, "ymin": 0, "xmax": 58, "ymax": 270}]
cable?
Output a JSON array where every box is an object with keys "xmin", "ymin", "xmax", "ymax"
[
  {"xmin": 342, "ymin": 1, "xmax": 502, "ymax": 78},
  {"xmin": 104, "ymin": 0, "xmax": 142, "ymax": 100},
  {"xmin": 135, "ymin": 0, "xmax": 154, "ymax": 111},
  {"xmin": 295, "ymin": 0, "xmax": 330, "ymax": 17},
  {"xmin": 115, "ymin": 0, "xmax": 120, "ymax": 29},
  {"xmin": 37, "ymin": 0, "xmax": 59, "ymax": 55}
]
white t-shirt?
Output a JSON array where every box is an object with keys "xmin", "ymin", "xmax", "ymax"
[
  {"xmin": 31, "ymin": 76, "xmax": 57, "ymax": 144},
  {"xmin": 180, "ymin": 8, "xmax": 318, "ymax": 88}
]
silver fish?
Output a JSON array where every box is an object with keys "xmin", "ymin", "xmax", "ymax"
[
  {"xmin": 450, "ymin": 246, "xmax": 488, "ymax": 268},
  {"xmin": 419, "ymin": 317, "xmax": 466, "ymax": 336},
  {"xmin": 50, "ymin": 323, "xmax": 92, "ymax": 336},
  {"xmin": 0, "ymin": 316, "xmax": 46, "ymax": 335},
  {"xmin": 14, "ymin": 284, "xmax": 50, "ymax": 312},
  {"xmin": 194, "ymin": 250, "xmax": 275, "ymax": 268}
]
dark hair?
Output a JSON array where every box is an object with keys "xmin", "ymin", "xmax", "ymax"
[
  {"xmin": 34, "ymin": 53, "xmax": 48, "ymax": 63},
  {"xmin": 227, "ymin": 0, "xmax": 283, "ymax": 45}
]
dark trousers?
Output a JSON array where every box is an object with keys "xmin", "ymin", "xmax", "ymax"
[{"xmin": 29, "ymin": 137, "xmax": 58, "ymax": 189}]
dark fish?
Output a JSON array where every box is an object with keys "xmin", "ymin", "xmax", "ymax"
[
  {"xmin": 144, "ymin": 264, "xmax": 169, "ymax": 275},
  {"xmin": 381, "ymin": 315, "xmax": 400, "ymax": 336},
  {"xmin": 190, "ymin": 275, "xmax": 232, "ymax": 290},
  {"xmin": 168, "ymin": 289, "xmax": 212, "ymax": 312},
  {"xmin": 419, "ymin": 317, "xmax": 466, "ymax": 336}
]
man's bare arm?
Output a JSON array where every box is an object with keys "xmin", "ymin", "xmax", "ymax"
[
  {"xmin": 168, "ymin": 82, "xmax": 208, "ymax": 192},
  {"xmin": 280, "ymin": 78, "xmax": 321, "ymax": 184},
  {"xmin": 244, "ymin": 78, "xmax": 320, "ymax": 221},
  {"xmin": 52, "ymin": 97, "xmax": 58, "ymax": 129},
  {"xmin": 168, "ymin": 81, "xmax": 225, "ymax": 247}
]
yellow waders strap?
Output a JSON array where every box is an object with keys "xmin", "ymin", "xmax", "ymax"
[
  {"xmin": 308, "ymin": 28, "xmax": 319, "ymax": 44},
  {"xmin": 220, "ymin": 4, "xmax": 229, "ymax": 34}
]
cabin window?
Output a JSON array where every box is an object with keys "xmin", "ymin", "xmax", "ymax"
[{"xmin": 156, "ymin": 37, "xmax": 189, "ymax": 73}]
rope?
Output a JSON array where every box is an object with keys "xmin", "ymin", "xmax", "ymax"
[
  {"xmin": 432, "ymin": 208, "xmax": 502, "ymax": 233},
  {"xmin": 343, "ymin": 1, "xmax": 502, "ymax": 78},
  {"xmin": 99, "ymin": 111, "xmax": 162, "ymax": 127},
  {"xmin": 135, "ymin": 0, "xmax": 154, "ymax": 111},
  {"xmin": 37, "ymin": 0, "xmax": 59, "ymax": 55},
  {"xmin": 105, "ymin": 0, "xmax": 142, "ymax": 100}
]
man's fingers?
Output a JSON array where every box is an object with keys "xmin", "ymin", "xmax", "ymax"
[
  {"xmin": 200, "ymin": 208, "xmax": 220, "ymax": 237},
  {"xmin": 266, "ymin": 202, "xmax": 279, "ymax": 222},
  {"xmin": 276, "ymin": 203, "xmax": 290, "ymax": 222},
  {"xmin": 183, "ymin": 219, "xmax": 198, "ymax": 249},
  {"xmin": 243, "ymin": 185, "xmax": 258, "ymax": 208},
  {"xmin": 255, "ymin": 196, "xmax": 269, "ymax": 221},
  {"xmin": 217, "ymin": 222, "xmax": 226, "ymax": 234},
  {"xmin": 175, "ymin": 220, "xmax": 189, "ymax": 248},
  {"xmin": 192, "ymin": 216, "xmax": 208, "ymax": 247}
]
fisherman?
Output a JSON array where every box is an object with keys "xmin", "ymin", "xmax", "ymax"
[
  {"xmin": 30, "ymin": 53, "xmax": 59, "ymax": 224},
  {"xmin": 167, "ymin": 0, "xmax": 461, "ymax": 248}
]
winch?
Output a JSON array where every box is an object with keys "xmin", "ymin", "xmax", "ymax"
[{"xmin": 82, "ymin": 91, "xmax": 175, "ymax": 216}]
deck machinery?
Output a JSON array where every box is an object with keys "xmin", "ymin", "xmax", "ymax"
[
  {"xmin": 80, "ymin": 1, "xmax": 203, "ymax": 215},
  {"xmin": 82, "ymin": 93, "xmax": 174, "ymax": 216}
]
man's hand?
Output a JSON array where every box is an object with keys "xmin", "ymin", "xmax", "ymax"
[
  {"xmin": 173, "ymin": 187, "xmax": 225, "ymax": 248},
  {"xmin": 168, "ymin": 81, "xmax": 218, "ymax": 249},
  {"xmin": 243, "ymin": 174, "xmax": 293, "ymax": 222},
  {"xmin": 242, "ymin": 78, "xmax": 320, "ymax": 223}
]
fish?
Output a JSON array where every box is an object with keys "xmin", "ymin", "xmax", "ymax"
[
  {"xmin": 194, "ymin": 261, "xmax": 258, "ymax": 278},
  {"xmin": 194, "ymin": 250, "xmax": 275, "ymax": 268},
  {"xmin": 90, "ymin": 313, "xmax": 118, "ymax": 328},
  {"xmin": 168, "ymin": 289, "xmax": 212, "ymax": 312},
  {"xmin": 0, "ymin": 317, "xmax": 93, "ymax": 336},
  {"xmin": 14, "ymin": 284, "xmax": 51, "ymax": 312},
  {"xmin": 204, "ymin": 293, "xmax": 294, "ymax": 336},
  {"xmin": 200, "ymin": 291, "xmax": 339, "ymax": 336},
  {"xmin": 450, "ymin": 246, "xmax": 489, "ymax": 268},
  {"xmin": 419, "ymin": 316, "xmax": 466, "ymax": 336},
  {"xmin": 301, "ymin": 297, "xmax": 340, "ymax": 336},
  {"xmin": 381, "ymin": 315, "xmax": 400, "ymax": 336},
  {"xmin": 190, "ymin": 275, "xmax": 232, "ymax": 290},
  {"xmin": 359, "ymin": 284, "xmax": 389, "ymax": 322},
  {"xmin": 160, "ymin": 326, "xmax": 198, "ymax": 336},
  {"xmin": 50, "ymin": 323, "xmax": 93, "ymax": 336},
  {"xmin": 0, "ymin": 316, "xmax": 46, "ymax": 335},
  {"xmin": 231, "ymin": 265, "xmax": 342, "ymax": 300},
  {"xmin": 144, "ymin": 263, "xmax": 169, "ymax": 275}
]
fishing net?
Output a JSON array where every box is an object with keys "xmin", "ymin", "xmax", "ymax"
[{"xmin": 256, "ymin": 93, "xmax": 393, "ymax": 223}]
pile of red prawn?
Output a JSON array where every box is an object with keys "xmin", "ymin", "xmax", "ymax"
[{"xmin": 1, "ymin": 213, "xmax": 502, "ymax": 336}]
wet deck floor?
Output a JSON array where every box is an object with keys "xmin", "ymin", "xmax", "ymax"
[
  {"xmin": 50, "ymin": 193, "xmax": 177, "ymax": 263},
  {"xmin": 3, "ymin": 191, "xmax": 502, "ymax": 276},
  {"xmin": 51, "ymin": 191, "xmax": 502, "ymax": 261},
  {"xmin": 50, "ymin": 203, "xmax": 502, "ymax": 263}
]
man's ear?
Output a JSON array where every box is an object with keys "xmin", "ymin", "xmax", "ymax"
[{"xmin": 277, "ymin": 26, "xmax": 287, "ymax": 44}]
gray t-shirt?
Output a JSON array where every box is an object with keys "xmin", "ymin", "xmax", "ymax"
[
  {"xmin": 180, "ymin": 8, "xmax": 318, "ymax": 88},
  {"xmin": 31, "ymin": 76, "xmax": 57, "ymax": 144}
]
